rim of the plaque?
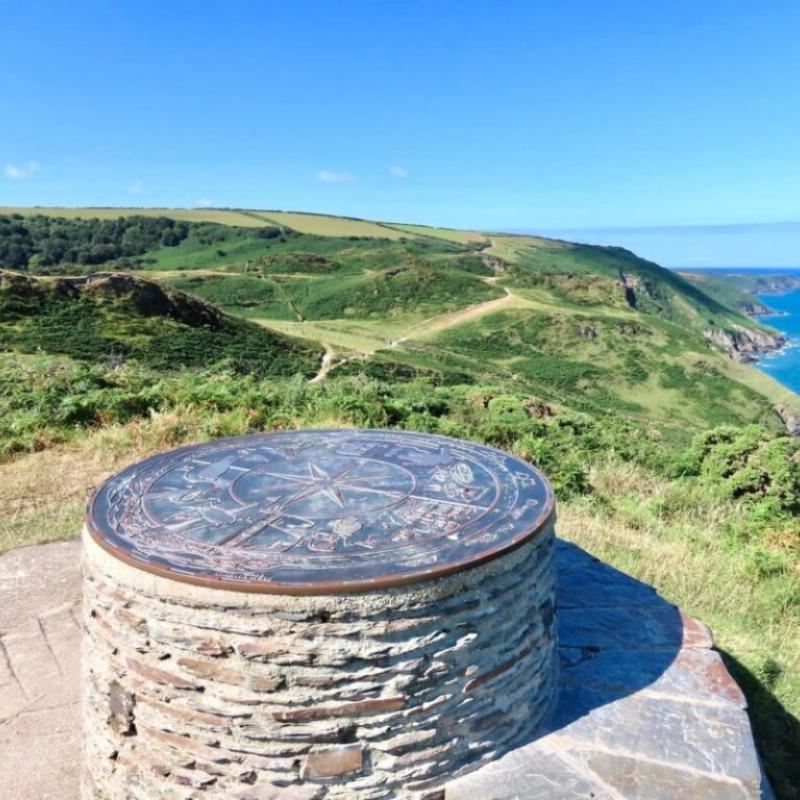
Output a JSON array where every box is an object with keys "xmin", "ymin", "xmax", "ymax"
[{"xmin": 85, "ymin": 429, "xmax": 556, "ymax": 595}]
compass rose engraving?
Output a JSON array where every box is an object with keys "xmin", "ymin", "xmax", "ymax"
[
  {"xmin": 234, "ymin": 455, "xmax": 416, "ymax": 519},
  {"xmin": 260, "ymin": 461, "xmax": 402, "ymax": 510}
]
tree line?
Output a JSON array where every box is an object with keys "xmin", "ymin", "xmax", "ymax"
[{"xmin": 0, "ymin": 214, "xmax": 191, "ymax": 272}]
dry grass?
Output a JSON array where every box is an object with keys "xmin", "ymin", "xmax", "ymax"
[
  {"xmin": 560, "ymin": 461, "xmax": 800, "ymax": 799},
  {"xmin": 249, "ymin": 211, "xmax": 414, "ymax": 240},
  {"xmin": 383, "ymin": 223, "xmax": 486, "ymax": 244},
  {"xmin": 0, "ymin": 411, "xmax": 213, "ymax": 553}
]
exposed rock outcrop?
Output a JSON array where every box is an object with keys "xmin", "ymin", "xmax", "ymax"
[
  {"xmin": 740, "ymin": 300, "xmax": 775, "ymax": 316},
  {"xmin": 704, "ymin": 325, "xmax": 785, "ymax": 362},
  {"xmin": 480, "ymin": 253, "xmax": 509, "ymax": 273},
  {"xmin": 617, "ymin": 272, "xmax": 654, "ymax": 309},
  {"xmin": 70, "ymin": 273, "xmax": 222, "ymax": 328},
  {"xmin": 776, "ymin": 404, "xmax": 800, "ymax": 437}
]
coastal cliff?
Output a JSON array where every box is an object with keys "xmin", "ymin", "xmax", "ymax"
[{"xmin": 704, "ymin": 325, "xmax": 786, "ymax": 362}]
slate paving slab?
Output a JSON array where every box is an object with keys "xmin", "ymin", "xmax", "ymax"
[
  {"xmin": 0, "ymin": 541, "xmax": 82, "ymax": 800},
  {"xmin": 447, "ymin": 541, "xmax": 772, "ymax": 800},
  {"xmin": 0, "ymin": 538, "xmax": 774, "ymax": 799},
  {"xmin": 550, "ymin": 746, "xmax": 756, "ymax": 800},
  {"xmin": 561, "ymin": 646, "xmax": 747, "ymax": 707},
  {"xmin": 545, "ymin": 689, "xmax": 760, "ymax": 786}
]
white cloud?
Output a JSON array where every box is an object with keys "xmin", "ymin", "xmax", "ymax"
[
  {"xmin": 129, "ymin": 179, "xmax": 145, "ymax": 194},
  {"xmin": 317, "ymin": 169, "xmax": 354, "ymax": 183},
  {"xmin": 388, "ymin": 165, "xmax": 409, "ymax": 179},
  {"xmin": 4, "ymin": 161, "xmax": 40, "ymax": 180},
  {"xmin": 195, "ymin": 198, "xmax": 213, "ymax": 208}
]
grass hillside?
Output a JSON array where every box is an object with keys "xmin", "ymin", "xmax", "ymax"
[
  {"xmin": 2, "ymin": 209, "xmax": 795, "ymax": 430},
  {"xmin": 0, "ymin": 270, "xmax": 322, "ymax": 378},
  {"xmin": 1, "ymin": 208, "xmax": 799, "ymax": 798},
  {"xmin": 678, "ymin": 269, "xmax": 777, "ymax": 315},
  {"xmin": 680, "ymin": 269, "xmax": 800, "ymax": 315}
]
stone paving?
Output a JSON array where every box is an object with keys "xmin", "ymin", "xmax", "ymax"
[
  {"xmin": 0, "ymin": 541, "xmax": 82, "ymax": 800},
  {"xmin": 447, "ymin": 541, "xmax": 774, "ymax": 800},
  {"xmin": 0, "ymin": 539, "xmax": 774, "ymax": 799}
]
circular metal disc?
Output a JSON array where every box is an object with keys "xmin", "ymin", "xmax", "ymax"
[{"xmin": 87, "ymin": 429, "xmax": 554, "ymax": 594}]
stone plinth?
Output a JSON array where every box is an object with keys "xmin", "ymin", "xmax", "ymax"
[{"xmin": 81, "ymin": 429, "xmax": 558, "ymax": 800}]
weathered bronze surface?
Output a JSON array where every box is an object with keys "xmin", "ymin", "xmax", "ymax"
[{"xmin": 87, "ymin": 429, "xmax": 554, "ymax": 593}]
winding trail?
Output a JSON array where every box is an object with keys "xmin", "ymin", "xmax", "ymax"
[
  {"xmin": 307, "ymin": 257, "xmax": 526, "ymax": 381},
  {"xmin": 309, "ymin": 347, "xmax": 335, "ymax": 383},
  {"xmin": 386, "ymin": 245, "xmax": 517, "ymax": 346},
  {"xmin": 389, "ymin": 285, "xmax": 517, "ymax": 347}
]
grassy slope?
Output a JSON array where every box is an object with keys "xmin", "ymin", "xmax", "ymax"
[
  {"xmin": 1, "ymin": 208, "xmax": 795, "ymax": 426},
  {"xmin": 490, "ymin": 235, "xmax": 776, "ymax": 332},
  {"xmin": 164, "ymin": 273, "xmax": 297, "ymax": 320},
  {"xmin": 0, "ymin": 270, "xmax": 322, "ymax": 378},
  {"xmin": 688, "ymin": 270, "xmax": 800, "ymax": 294},
  {"xmin": 322, "ymin": 235, "xmax": 796, "ymax": 432},
  {"xmin": 678, "ymin": 269, "xmax": 771, "ymax": 313},
  {"xmin": 156, "ymin": 250, "xmax": 774, "ymax": 435}
]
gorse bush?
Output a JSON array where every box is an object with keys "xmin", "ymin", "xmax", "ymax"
[
  {"xmin": 0, "ymin": 355, "xmax": 671, "ymax": 498},
  {"xmin": 0, "ymin": 354, "xmax": 602, "ymax": 463},
  {"xmin": 680, "ymin": 425, "xmax": 800, "ymax": 524}
]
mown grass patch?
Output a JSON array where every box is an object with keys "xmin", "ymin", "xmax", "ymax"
[
  {"xmin": 382, "ymin": 222, "xmax": 486, "ymax": 244},
  {"xmin": 250, "ymin": 211, "xmax": 415, "ymax": 240}
]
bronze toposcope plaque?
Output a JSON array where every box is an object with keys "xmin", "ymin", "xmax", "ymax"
[{"xmin": 87, "ymin": 429, "xmax": 554, "ymax": 594}]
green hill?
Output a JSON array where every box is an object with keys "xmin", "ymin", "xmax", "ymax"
[
  {"xmin": 1, "ymin": 208, "xmax": 799, "ymax": 798},
  {"xmin": 1, "ymin": 208, "xmax": 796, "ymax": 432},
  {"xmin": 0, "ymin": 269, "xmax": 321, "ymax": 378},
  {"xmin": 679, "ymin": 269, "xmax": 800, "ymax": 315}
]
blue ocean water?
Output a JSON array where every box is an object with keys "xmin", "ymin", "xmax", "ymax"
[
  {"xmin": 683, "ymin": 267, "xmax": 800, "ymax": 394},
  {"xmin": 755, "ymin": 285, "xmax": 800, "ymax": 395}
]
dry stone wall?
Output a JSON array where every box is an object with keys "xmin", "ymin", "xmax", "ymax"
[{"xmin": 81, "ymin": 520, "xmax": 558, "ymax": 800}]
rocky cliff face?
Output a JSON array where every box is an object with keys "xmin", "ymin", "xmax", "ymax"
[
  {"xmin": 617, "ymin": 272, "xmax": 654, "ymax": 309},
  {"xmin": 75, "ymin": 273, "xmax": 223, "ymax": 329},
  {"xmin": 704, "ymin": 325, "xmax": 786, "ymax": 362},
  {"xmin": 751, "ymin": 275, "xmax": 800, "ymax": 295},
  {"xmin": 739, "ymin": 300, "xmax": 775, "ymax": 316},
  {"xmin": 776, "ymin": 404, "xmax": 800, "ymax": 437}
]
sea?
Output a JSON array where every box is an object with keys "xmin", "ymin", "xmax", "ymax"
[
  {"xmin": 754, "ymin": 279, "xmax": 800, "ymax": 395},
  {"xmin": 679, "ymin": 267, "xmax": 800, "ymax": 395}
]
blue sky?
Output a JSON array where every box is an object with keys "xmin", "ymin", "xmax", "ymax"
[{"xmin": 2, "ymin": 1, "xmax": 799, "ymax": 265}]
